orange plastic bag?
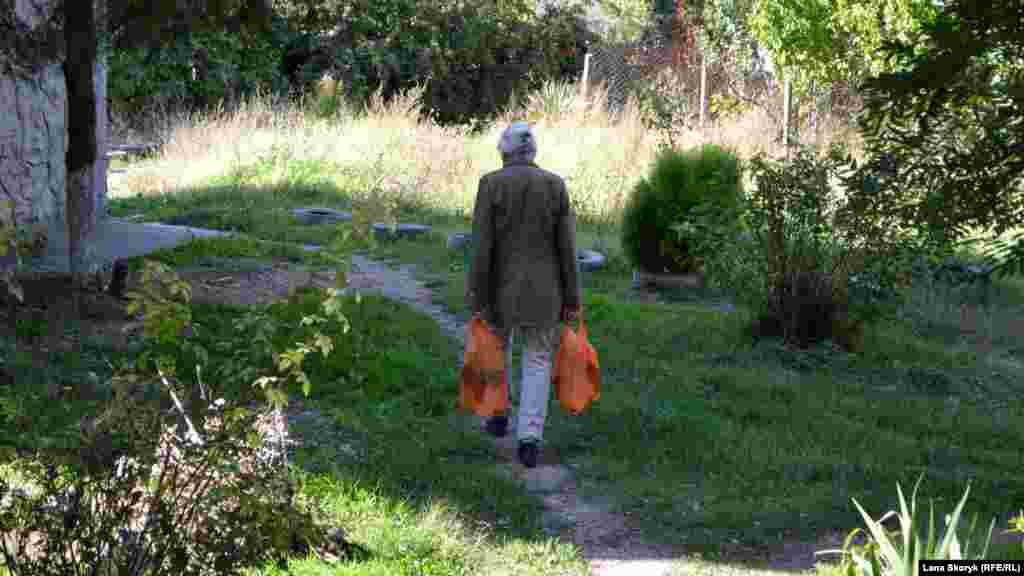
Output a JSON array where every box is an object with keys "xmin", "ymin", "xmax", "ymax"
[
  {"xmin": 553, "ymin": 319, "xmax": 601, "ymax": 415},
  {"xmin": 459, "ymin": 316, "xmax": 508, "ymax": 417}
]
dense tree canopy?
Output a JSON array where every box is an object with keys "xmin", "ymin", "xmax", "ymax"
[
  {"xmin": 748, "ymin": 0, "xmax": 939, "ymax": 93},
  {"xmin": 104, "ymin": 0, "xmax": 272, "ymax": 50},
  {"xmin": 852, "ymin": 0, "xmax": 1024, "ymax": 274}
]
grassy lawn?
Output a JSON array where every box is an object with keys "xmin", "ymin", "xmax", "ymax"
[{"xmin": 100, "ymin": 163, "xmax": 1024, "ymax": 567}]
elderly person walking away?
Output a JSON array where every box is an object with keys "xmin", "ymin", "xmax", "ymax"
[{"xmin": 466, "ymin": 122, "xmax": 582, "ymax": 468}]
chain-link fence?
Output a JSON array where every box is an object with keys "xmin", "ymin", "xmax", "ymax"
[
  {"xmin": 585, "ymin": 15, "xmax": 693, "ymax": 116},
  {"xmin": 582, "ymin": 13, "xmax": 859, "ymax": 144},
  {"xmin": 585, "ymin": 14, "xmax": 781, "ymax": 123}
]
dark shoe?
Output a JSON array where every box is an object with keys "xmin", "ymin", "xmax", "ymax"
[
  {"xmin": 518, "ymin": 440, "xmax": 539, "ymax": 468},
  {"xmin": 484, "ymin": 416, "xmax": 508, "ymax": 438}
]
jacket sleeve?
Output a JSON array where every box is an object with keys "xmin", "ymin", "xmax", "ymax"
[
  {"xmin": 469, "ymin": 176, "xmax": 494, "ymax": 313},
  {"xmin": 557, "ymin": 178, "xmax": 581, "ymax": 311}
]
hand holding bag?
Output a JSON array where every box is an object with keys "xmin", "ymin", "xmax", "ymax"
[
  {"xmin": 553, "ymin": 316, "xmax": 600, "ymax": 416},
  {"xmin": 459, "ymin": 315, "xmax": 508, "ymax": 417}
]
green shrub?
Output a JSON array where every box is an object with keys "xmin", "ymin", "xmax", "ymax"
[
  {"xmin": 691, "ymin": 144, "xmax": 914, "ymax": 351},
  {"xmin": 281, "ymin": 0, "xmax": 591, "ymax": 126},
  {"xmin": 0, "ymin": 379, "xmax": 344, "ymax": 575},
  {"xmin": 0, "ymin": 259, "xmax": 359, "ymax": 575},
  {"xmin": 108, "ymin": 24, "xmax": 289, "ymax": 116},
  {"xmin": 621, "ymin": 144, "xmax": 743, "ymax": 275}
]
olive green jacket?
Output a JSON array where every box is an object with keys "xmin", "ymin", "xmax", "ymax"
[{"xmin": 468, "ymin": 159, "xmax": 581, "ymax": 332}]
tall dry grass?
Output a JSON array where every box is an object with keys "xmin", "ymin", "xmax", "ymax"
[{"xmin": 113, "ymin": 80, "xmax": 857, "ymax": 224}]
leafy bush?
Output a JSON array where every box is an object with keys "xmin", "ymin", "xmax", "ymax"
[
  {"xmin": 820, "ymin": 478, "xmax": 995, "ymax": 576},
  {"xmin": 0, "ymin": 199, "xmax": 49, "ymax": 303},
  {"xmin": 0, "ymin": 257, "xmax": 360, "ymax": 574},
  {"xmin": 0, "ymin": 383, "xmax": 312, "ymax": 575},
  {"xmin": 0, "ymin": 366, "xmax": 363, "ymax": 575},
  {"xmin": 108, "ymin": 23, "xmax": 289, "ymax": 117},
  {"xmin": 279, "ymin": 0, "xmax": 592, "ymax": 126},
  {"xmin": 853, "ymin": 0, "xmax": 1024, "ymax": 276},
  {"xmin": 621, "ymin": 144, "xmax": 743, "ymax": 275},
  {"xmin": 691, "ymin": 144, "xmax": 914, "ymax": 351}
]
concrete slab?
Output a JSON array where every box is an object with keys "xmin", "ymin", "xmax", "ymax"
[{"xmin": 23, "ymin": 217, "xmax": 232, "ymax": 275}]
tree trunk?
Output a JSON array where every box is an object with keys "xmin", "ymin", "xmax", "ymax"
[{"xmin": 63, "ymin": 0, "xmax": 98, "ymax": 277}]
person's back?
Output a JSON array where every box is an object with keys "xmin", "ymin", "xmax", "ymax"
[
  {"xmin": 467, "ymin": 122, "xmax": 581, "ymax": 468},
  {"xmin": 474, "ymin": 161, "xmax": 576, "ymax": 330}
]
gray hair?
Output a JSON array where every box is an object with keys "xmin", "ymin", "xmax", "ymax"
[{"xmin": 498, "ymin": 122, "xmax": 537, "ymax": 163}]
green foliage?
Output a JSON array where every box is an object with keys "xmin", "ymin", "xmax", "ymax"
[
  {"xmin": 592, "ymin": 0, "xmax": 653, "ymax": 42},
  {"xmin": 0, "ymin": 247, "xmax": 362, "ymax": 574},
  {"xmin": 822, "ymin": 478, "xmax": 995, "ymax": 576},
  {"xmin": 1009, "ymin": 512, "xmax": 1024, "ymax": 555},
  {"xmin": 107, "ymin": 23, "xmax": 288, "ymax": 115},
  {"xmin": 0, "ymin": 199, "xmax": 48, "ymax": 303},
  {"xmin": 621, "ymin": 144, "xmax": 743, "ymax": 275},
  {"xmin": 311, "ymin": 74, "xmax": 347, "ymax": 119},
  {"xmin": 227, "ymin": 287, "xmax": 350, "ymax": 408},
  {"xmin": 693, "ymin": 145, "xmax": 914, "ymax": 350},
  {"xmin": 103, "ymin": 0, "xmax": 274, "ymax": 52},
  {"xmin": 106, "ymin": 0, "xmax": 592, "ymax": 125},
  {"xmin": 852, "ymin": 0, "xmax": 1024, "ymax": 276},
  {"xmin": 126, "ymin": 261, "xmax": 193, "ymax": 348},
  {"xmin": 124, "ymin": 261, "xmax": 206, "ymax": 379},
  {"xmin": 701, "ymin": 0, "xmax": 758, "ymax": 58},
  {"xmin": 748, "ymin": 0, "xmax": 939, "ymax": 94},
  {"xmin": 0, "ymin": 381, "xmax": 333, "ymax": 575},
  {"xmin": 280, "ymin": 0, "xmax": 591, "ymax": 126},
  {"xmin": 124, "ymin": 252, "xmax": 350, "ymax": 409},
  {"xmin": 708, "ymin": 92, "xmax": 753, "ymax": 120}
]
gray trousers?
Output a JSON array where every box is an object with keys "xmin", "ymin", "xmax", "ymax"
[{"xmin": 496, "ymin": 325, "xmax": 558, "ymax": 443}]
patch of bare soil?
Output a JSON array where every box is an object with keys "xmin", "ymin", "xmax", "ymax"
[
  {"xmin": 177, "ymin": 260, "xmax": 425, "ymax": 309},
  {"xmin": 179, "ymin": 263, "xmax": 338, "ymax": 307},
  {"xmin": 0, "ymin": 262, "xmax": 347, "ymax": 365},
  {"xmin": 0, "ymin": 274, "xmax": 143, "ymax": 352}
]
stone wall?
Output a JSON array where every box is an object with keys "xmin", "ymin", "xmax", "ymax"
[
  {"xmin": 1, "ymin": 0, "xmax": 108, "ymax": 259},
  {"xmin": 0, "ymin": 42, "xmax": 67, "ymax": 228}
]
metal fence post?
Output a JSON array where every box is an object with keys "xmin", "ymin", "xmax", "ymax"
[
  {"xmin": 783, "ymin": 77, "xmax": 794, "ymax": 155},
  {"xmin": 581, "ymin": 52, "xmax": 592, "ymax": 99},
  {"xmin": 699, "ymin": 52, "xmax": 708, "ymax": 129}
]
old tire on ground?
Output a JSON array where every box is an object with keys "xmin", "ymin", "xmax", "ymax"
[
  {"xmin": 292, "ymin": 208, "xmax": 353, "ymax": 225},
  {"xmin": 577, "ymin": 249, "xmax": 606, "ymax": 272},
  {"xmin": 447, "ymin": 232, "xmax": 472, "ymax": 250},
  {"xmin": 372, "ymin": 223, "xmax": 432, "ymax": 241}
]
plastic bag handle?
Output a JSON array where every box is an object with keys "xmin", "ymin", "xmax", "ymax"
[{"xmin": 563, "ymin": 306, "xmax": 584, "ymax": 327}]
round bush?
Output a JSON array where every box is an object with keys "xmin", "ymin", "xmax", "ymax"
[{"xmin": 621, "ymin": 144, "xmax": 743, "ymax": 274}]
